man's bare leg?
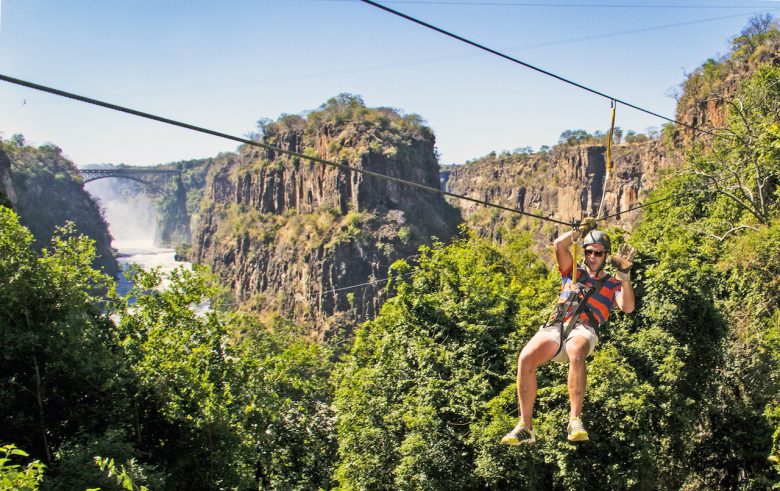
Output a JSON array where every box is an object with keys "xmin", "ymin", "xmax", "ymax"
[
  {"xmin": 565, "ymin": 336, "xmax": 591, "ymax": 419},
  {"xmin": 517, "ymin": 334, "xmax": 559, "ymax": 428}
]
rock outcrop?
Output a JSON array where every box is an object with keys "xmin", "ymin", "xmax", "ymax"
[
  {"xmin": 0, "ymin": 149, "xmax": 17, "ymax": 208},
  {"xmin": 192, "ymin": 96, "xmax": 461, "ymax": 338},
  {"xmin": 674, "ymin": 27, "xmax": 780, "ymax": 145},
  {"xmin": 444, "ymin": 140, "xmax": 681, "ymax": 242},
  {"xmin": 1, "ymin": 141, "xmax": 119, "ymax": 277}
]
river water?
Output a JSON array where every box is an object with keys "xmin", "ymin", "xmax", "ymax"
[
  {"xmin": 83, "ymin": 179, "xmax": 203, "ymax": 307},
  {"xmin": 82, "ymin": 180, "xmax": 189, "ymax": 296},
  {"xmin": 113, "ymin": 239, "xmax": 191, "ymax": 298}
]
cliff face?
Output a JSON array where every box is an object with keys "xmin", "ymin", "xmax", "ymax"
[
  {"xmin": 1, "ymin": 142, "xmax": 119, "ymax": 277},
  {"xmin": 192, "ymin": 97, "xmax": 461, "ymax": 338},
  {"xmin": 0, "ymin": 150, "xmax": 16, "ymax": 208},
  {"xmin": 674, "ymin": 28, "xmax": 780, "ymax": 144},
  {"xmin": 155, "ymin": 176, "xmax": 192, "ymax": 247},
  {"xmin": 445, "ymin": 140, "xmax": 681, "ymax": 242}
]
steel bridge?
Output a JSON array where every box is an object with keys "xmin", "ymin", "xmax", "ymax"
[{"xmin": 79, "ymin": 168, "xmax": 180, "ymax": 196}]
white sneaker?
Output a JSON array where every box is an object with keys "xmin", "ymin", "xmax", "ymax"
[
  {"xmin": 567, "ymin": 417, "xmax": 589, "ymax": 442},
  {"xmin": 500, "ymin": 421, "xmax": 536, "ymax": 445}
]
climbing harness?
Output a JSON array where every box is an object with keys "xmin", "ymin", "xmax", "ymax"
[{"xmin": 550, "ymin": 273, "xmax": 608, "ymax": 359}]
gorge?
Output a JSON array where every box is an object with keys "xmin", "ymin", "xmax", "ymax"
[{"xmin": 3, "ymin": 19, "xmax": 780, "ymax": 488}]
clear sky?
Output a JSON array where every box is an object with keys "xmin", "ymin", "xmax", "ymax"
[{"xmin": 1, "ymin": 0, "xmax": 778, "ymax": 167}]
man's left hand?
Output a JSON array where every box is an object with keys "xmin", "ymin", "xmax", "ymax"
[{"xmin": 609, "ymin": 243, "xmax": 635, "ymax": 280}]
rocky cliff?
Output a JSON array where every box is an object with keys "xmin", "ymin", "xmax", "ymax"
[
  {"xmin": 0, "ymin": 149, "xmax": 16, "ymax": 208},
  {"xmin": 155, "ymin": 175, "xmax": 192, "ymax": 247},
  {"xmin": 674, "ymin": 22, "xmax": 780, "ymax": 145},
  {"xmin": 1, "ymin": 140, "xmax": 119, "ymax": 277},
  {"xmin": 444, "ymin": 140, "xmax": 681, "ymax": 244},
  {"xmin": 191, "ymin": 95, "xmax": 461, "ymax": 338}
]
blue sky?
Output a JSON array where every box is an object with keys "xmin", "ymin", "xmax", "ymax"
[{"xmin": 1, "ymin": 0, "xmax": 778, "ymax": 167}]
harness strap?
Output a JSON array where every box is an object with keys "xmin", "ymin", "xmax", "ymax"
[
  {"xmin": 553, "ymin": 276, "xmax": 608, "ymax": 359},
  {"xmin": 584, "ymin": 309, "xmax": 600, "ymax": 336}
]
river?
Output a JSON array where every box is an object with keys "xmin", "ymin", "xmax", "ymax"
[{"xmin": 113, "ymin": 239, "xmax": 189, "ymax": 298}]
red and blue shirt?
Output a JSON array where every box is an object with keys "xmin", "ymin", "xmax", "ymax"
[{"xmin": 553, "ymin": 265, "xmax": 623, "ymax": 327}]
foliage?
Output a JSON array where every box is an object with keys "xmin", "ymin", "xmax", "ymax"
[
  {"xmin": 334, "ymin": 233, "xmax": 556, "ymax": 489},
  {"xmin": 256, "ymin": 92, "xmax": 433, "ymax": 161},
  {"xmin": 557, "ymin": 127, "xmax": 644, "ymax": 147},
  {"xmin": 116, "ymin": 266, "xmax": 337, "ymax": 489},
  {"xmin": 0, "ymin": 444, "xmax": 45, "ymax": 491},
  {"xmin": 0, "ymin": 208, "xmax": 127, "ymax": 466},
  {"xmin": 44, "ymin": 430, "xmax": 165, "ymax": 491},
  {"xmin": 0, "ymin": 206, "xmax": 337, "ymax": 488},
  {"xmin": 0, "ymin": 140, "xmax": 118, "ymax": 276},
  {"xmin": 732, "ymin": 14, "xmax": 780, "ymax": 62},
  {"xmin": 92, "ymin": 456, "xmax": 149, "ymax": 491},
  {"xmin": 711, "ymin": 219, "xmax": 780, "ymax": 489}
]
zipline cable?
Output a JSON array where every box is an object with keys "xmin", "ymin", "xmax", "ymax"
[
  {"xmin": 324, "ymin": 271, "xmax": 415, "ymax": 294},
  {"xmin": 346, "ymin": 1, "xmax": 776, "ymax": 8},
  {"xmin": 0, "ymin": 73, "xmax": 574, "ymax": 227},
  {"xmin": 359, "ymin": 0, "xmax": 718, "ymax": 137},
  {"xmin": 600, "ymin": 188, "xmax": 707, "ymax": 220},
  {"xmin": 5, "ymin": 9, "xmax": 769, "ymax": 107}
]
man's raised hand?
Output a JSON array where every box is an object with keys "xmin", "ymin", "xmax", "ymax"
[
  {"xmin": 609, "ymin": 243, "xmax": 636, "ymax": 280},
  {"xmin": 574, "ymin": 217, "xmax": 598, "ymax": 239}
]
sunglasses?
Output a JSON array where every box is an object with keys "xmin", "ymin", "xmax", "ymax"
[{"xmin": 584, "ymin": 249, "xmax": 605, "ymax": 257}]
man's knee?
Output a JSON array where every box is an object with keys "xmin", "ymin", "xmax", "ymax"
[
  {"xmin": 518, "ymin": 349, "xmax": 543, "ymax": 373},
  {"xmin": 565, "ymin": 338, "xmax": 590, "ymax": 362}
]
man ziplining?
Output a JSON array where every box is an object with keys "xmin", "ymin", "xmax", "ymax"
[{"xmin": 501, "ymin": 218, "xmax": 636, "ymax": 444}]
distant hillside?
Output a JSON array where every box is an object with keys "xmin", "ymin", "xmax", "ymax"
[
  {"xmin": 675, "ymin": 14, "xmax": 780, "ymax": 144},
  {"xmin": 443, "ymin": 136, "xmax": 680, "ymax": 255},
  {"xmin": 1, "ymin": 137, "xmax": 118, "ymax": 277},
  {"xmin": 191, "ymin": 94, "xmax": 461, "ymax": 338}
]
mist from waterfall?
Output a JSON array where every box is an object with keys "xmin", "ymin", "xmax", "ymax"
[
  {"xmin": 84, "ymin": 177, "xmax": 191, "ymax": 296},
  {"xmin": 84, "ymin": 178, "xmax": 157, "ymax": 250}
]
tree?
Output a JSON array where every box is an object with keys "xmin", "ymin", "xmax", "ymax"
[
  {"xmin": 0, "ymin": 209, "xmax": 127, "ymax": 466},
  {"xmin": 0, "ymin": 444, "xmax": 45, "ymax": 490},
  {"xmin": 116, "ymin": 266, "xmax": 336, "ymax": 489},
  {"xmin": 689, "ymin": 65, "xmax": 780, "ymax": 230},
  {"xmin": 733, "ymin": 13, "xmax": 777, "ymax": 55},
  {"xmin": 334, "ymin": 233, "xmax": 557, "ymax": 489}
]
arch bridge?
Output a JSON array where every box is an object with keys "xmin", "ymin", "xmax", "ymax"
[{"xmin": 79, "ymin": 168, "xmax": 180, "ymax": 197}]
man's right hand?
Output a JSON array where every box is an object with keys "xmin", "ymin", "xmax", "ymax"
[{"xmin": 575, "ymin": 217, "xmax": 598, "ymax": 237}]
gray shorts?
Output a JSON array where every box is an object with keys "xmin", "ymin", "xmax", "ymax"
[{"xmin": 535, "ymin": 323, "xmax": 598, "ymax": 363}]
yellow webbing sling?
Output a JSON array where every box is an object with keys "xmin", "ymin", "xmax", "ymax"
[{"xmin": 596, "ymin": 100, "xmax": 616, "ymax": 219}]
